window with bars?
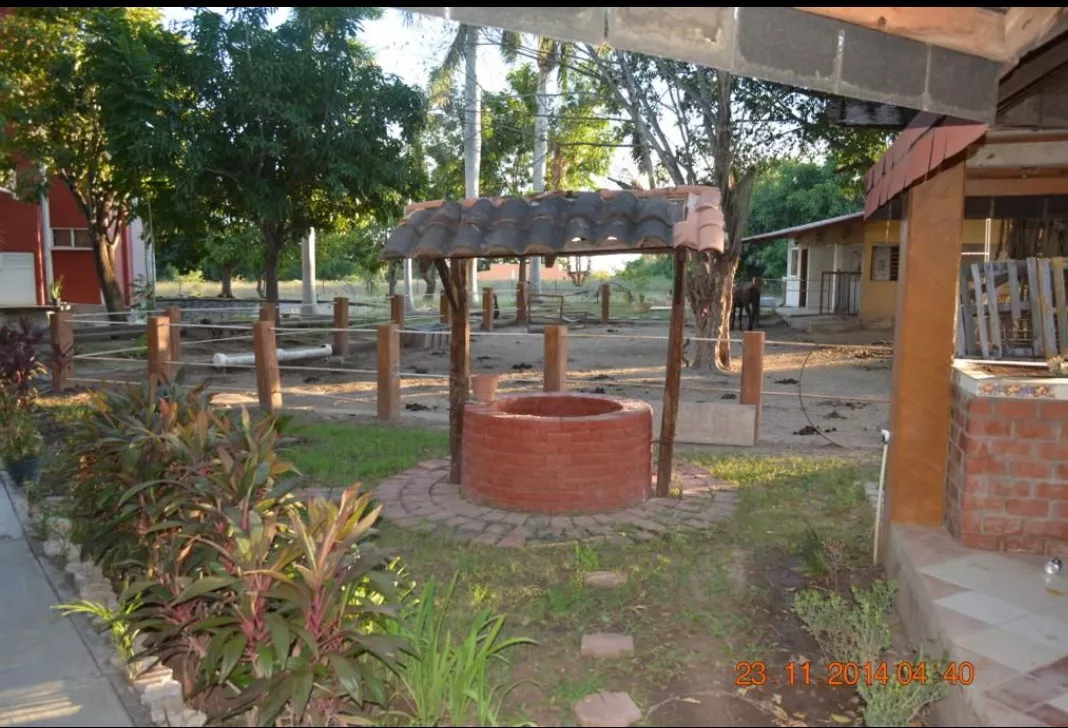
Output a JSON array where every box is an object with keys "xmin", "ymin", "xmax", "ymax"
[
  {"xmin": 870, "ymin": 244, "xmax": 900, "ymax": 282},
  {"xmin": 51, "ymin": 228, "xmax": 92, "ymax": 249}
]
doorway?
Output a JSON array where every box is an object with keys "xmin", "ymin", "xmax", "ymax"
[{"xmin": 798, "ymin": 248, "xmax": 809, "ymax": 308}]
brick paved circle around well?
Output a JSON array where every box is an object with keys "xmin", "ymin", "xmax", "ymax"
[{"xmin": 370, "ymin": 459, "xmax": 739, "ymax": 547}]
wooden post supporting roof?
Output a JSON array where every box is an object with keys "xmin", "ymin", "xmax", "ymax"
[
  {"xmin": 443, "ymin": 259, "xmax": 470, "ymax": 484},
  {"xmin": 656, "ymin": 249, "xmax": 688, "ymax": 496},
  {"xmin": 886, "ymin": 159, "xmax": 967, "ymax": 526}
]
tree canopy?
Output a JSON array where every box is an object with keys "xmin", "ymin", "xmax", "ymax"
[
  {"xmin": 114, "ymin": 7, "xmax": 427, "ymax": 303},
  {"xmin": 0, "ymin": 7, "xmax": 175, "ymax": 314}
]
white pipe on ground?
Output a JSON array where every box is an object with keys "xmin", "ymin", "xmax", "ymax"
[
  {"xmin": 212, "ymin": 344, "xmax": 332, "ymax": 369},
  {"xmin": 873, "ymin": 428, "xmax": 891, "ymax": 565}
]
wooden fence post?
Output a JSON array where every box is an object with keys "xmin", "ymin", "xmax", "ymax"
[
  {"xmin": 439, "ymin": 293, "xmax": 451, "ymax": 325},
  {"xmin": 253, "ymin": 320, "xmax": 282, "ymax": 414},
  {"xmin": 600, "ymin": 282, "xmax": 611, "ymax": 324},
  {"xmin": 333, "ymin": 297, "xmax": 350, "ymax": 357},
  {"xmin": 165, "ymin": 305, "xmax": 182, "ymax": 380},
  {"xmin": 377, "ymin": 323, "xmax": 400, "ymax": 420},
  {"xmin": 259, "ymin": 303, "xmax": 277, "ymax": 323},
  {"xmin": 740, "ymin": 330, "xmax": 765, "ymax": 441},
  {"xmin": 543, "ymin": 324, "xmax": 568, "ymax": 392},
  {"xmin": 390, "ymin": 295, "xmax": 405, "ymax": 329},
  {"xmin": 516, "ymin": 282, "xmax": 527, "ymax": 323},
  {"xmin": 481, "ymin": 287, "xmax": 494, "ymax": 331},
  {"xmin": 147, "ymin": 315, "xmax": 170, "ymax": 398},
  {"xmin": 49, "ymin": 309, "xmax": 74, "ymax": 393}
]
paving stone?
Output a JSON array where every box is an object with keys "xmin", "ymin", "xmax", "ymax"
[
  {"xmin": 584, "ymin": 571, "xmax": 626, "ymax": 588},
  {"xmin": 471, "ymin": 531, "xmax": 502, "ymax": 546},
  {"xmin": 139, "ymin": 679, "xmax": 183, "ymax": 706},
  {"xmin": 501, "ymin": 511, "xmax": 529, "ymax": 526},
  {"xmin": 446, "ymin": 516, "xmax": 475, "ymax": 529},
  {"xmin": 497, "ymin": 528, "xmax": 527, "ymax": 548},
  {"xmin": 574, "ymin": 691, "xmax": 642, "ymax": 727},
  {"xmin": 580, "ymin": 633, "xmax": 634, "ymax": 659},
  {"xmin": 549, "ymin": 516, "xmax": 574, "ymax": 530}
]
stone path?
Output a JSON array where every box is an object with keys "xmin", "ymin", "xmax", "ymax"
[
  {"xmin": 0, "ymin": 469, "xmax": 135, "ymax": 727},
  {"xmin": 366, "ymin": 459, "xmax": 739, "ymax": 546}
]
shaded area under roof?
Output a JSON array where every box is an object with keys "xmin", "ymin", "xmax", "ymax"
[
  {"xmin": 382, "ymin": 190, "xmax": 724, "ymax": 260},
  {"xmin": 741, "ymin": 211, "xmax": 864, "ymax": 245}
]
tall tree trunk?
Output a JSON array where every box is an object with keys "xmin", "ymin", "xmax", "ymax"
[
  {"xmin": 220, "ymin": 264, "xmax": 234, "ymax": 298},
  {"xmin": 90, "ymin": 232, "xmax": 125, "ymax": 319},
  {"xmin": 420, "ymin": 260, "xmax": 437, "ymax": 302},
  {"xmin": 263, "ymin": 240, "xmax": 281, "ymax": 304},
  {"xmin": 530, "ymin": 54, "xmax": 551, "ymax": 293},
  {"xmin": 687, "ymin": 254, "xmax": 737, "ymax": 370},
  {"xmin": 463, "ymin": 26, "xmax": 482, "ymax": 305}
]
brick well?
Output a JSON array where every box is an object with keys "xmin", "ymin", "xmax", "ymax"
[
  {"xmin": 461, "ymin": 393, "xmax": 653, "ymax": 514},
  {"xmin": 945, "ymin": 366, "xmax": 1068, "ymax": 556}
]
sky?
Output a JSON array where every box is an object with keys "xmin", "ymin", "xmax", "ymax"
[{"xmin": 158, "ymin": 7, "xmax": 639, "ymax": 271}]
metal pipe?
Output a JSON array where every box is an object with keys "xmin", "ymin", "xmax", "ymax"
[
  {"xmin": 212, "ymin": 344, "xmax": 332, "ymax": 369},
  {"xmin": 873, "ymin": 428, "xmax": 891, "ymax": 565}
]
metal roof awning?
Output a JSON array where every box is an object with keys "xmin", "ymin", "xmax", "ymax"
[
  {"xmin": 382, "ymin": 189, "xmax": 724, "ymax": 260},
  {"xmin": 741, "ymin": 211, "xmax": 865, "ymax": 245}
]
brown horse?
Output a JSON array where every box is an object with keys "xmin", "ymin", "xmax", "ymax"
[{"xmin": 730, "ymin": 283, "xmax": 761, "ymax": 331}]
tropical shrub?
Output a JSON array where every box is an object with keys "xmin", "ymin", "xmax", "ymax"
[
  {"xmin": 62, "ymin": 381, "xmax": 406, "ymax": 725},
  {"xmin": 0, "ymin": 317, "xmax": 45, "ymax": 405}
]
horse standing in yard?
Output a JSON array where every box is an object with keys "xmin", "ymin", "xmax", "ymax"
[{"xmin": 731, "ymin": 282, "xmax": 761, "ymax": 331}]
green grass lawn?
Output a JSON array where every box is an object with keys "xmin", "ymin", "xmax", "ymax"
[{"xmin": 287, "ymin": 419, "xmax": 449, "ymax": 490}]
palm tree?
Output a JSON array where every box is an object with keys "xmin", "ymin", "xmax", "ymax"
[
  {"xmin": 428, "ymin": 22, "xmax": 484, "ymax": 305},
  {"xmin": 497, "ymin": 34, "xmax": 573, "ymax": 294}
]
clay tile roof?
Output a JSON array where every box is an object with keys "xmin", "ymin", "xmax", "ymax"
[{"xmin": 381, "ymin": 188, "xmax": 724, "ymax": 260}]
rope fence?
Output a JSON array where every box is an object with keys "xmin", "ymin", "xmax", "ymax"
[{"xmin": 46, "ymin": 292, "xmax": 895, "ymax": 448}]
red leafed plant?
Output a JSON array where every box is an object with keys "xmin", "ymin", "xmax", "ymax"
[{"xmin": 0, "ymin": 317, "xmax": 46, "ymax": 405}]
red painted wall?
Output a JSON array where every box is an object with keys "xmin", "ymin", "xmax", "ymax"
[
  {"xmin": 0, "ymin": 189, "xmax": 45, "ymax": 304},
  {"xmin": 46, "ymin": 181, "xmax": 130, "ymax": 305}
]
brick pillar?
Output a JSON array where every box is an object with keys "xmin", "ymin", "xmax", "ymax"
[
  {"xmin": 377, "ymin": 323, "xmax": 400, "ymax": 420},
  {"xmin": 146, "ymin": 315, "xmax": 170, "ymax": 398},
  {"xmin": 49, "ymin": 309, "xmax": 74, "ymax": 393},
  {"xmin": 253, "ymin": 320, "xmax": 282, "ymax": 413},
  {"xmin": 482, "ymin": 287, "xmax": 494, "ymax": 331},
  {"xmin": 740, "ymin": 331, "xmax": 765, "ymax": 441},
  {"xmin": 332, "ymin": 297, "xmax": 349, "ymax": 357},
  {"xmin": 165, "ymin": 305, "xmax": 182, "ymax": 380},
  {"xmin": 543, "ymin": 325, "xmax": 568, "ymax": 392}
]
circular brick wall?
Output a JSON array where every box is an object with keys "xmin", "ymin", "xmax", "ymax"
[{"xmin": 461, "ymin": 393, "xmax": 653, "ymax": 514}]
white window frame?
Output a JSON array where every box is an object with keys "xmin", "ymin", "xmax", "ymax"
[{"xmin": 51, "ymin": 227, "xmax": 92, "ymax": 250}]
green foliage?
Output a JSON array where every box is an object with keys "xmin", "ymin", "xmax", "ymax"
[
  {"xmin": 0, "ymin": 402, "xmax": 43, "ymax": 460},
  {"xmin": 62, "ymin": 381, "xmax": 408, "ymax": 724},
  {"xmin": 117, "ymin": 7, "xmax": 426, "ymax": 303},
  {"xmin": 389, "ymin": 574, "xmax": 535, "ymax": 726},
  {"xmin": 54, "ymin": 594, "xmax": 144, "ymax": 669},
  {"xmin": 742, "ymin": 158, "xmax": 870, "ymax": 279},
  {"xmin": 424, "ymin": 64, "xmax": 619, "ymax": 199},
  {"xmin": 0, "ymin": 7, "xmax": 173, "ymax": 312},
  {"xmin": 795, "ymin": 581, "xmax": 947, "ymax": 727}
]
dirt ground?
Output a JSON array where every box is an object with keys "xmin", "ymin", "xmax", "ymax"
[{"xmin": 75, "ymin": 314, "xmax": 893, "ymax": 452}]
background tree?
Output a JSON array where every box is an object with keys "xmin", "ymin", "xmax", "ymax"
[
  {"xmin": 741, "ymin": 157, "xmax": 868, "ymax": 279},
  {"xmin": 116, "ymin": 7, "xmax": 426, "ymax": 305},
  {"xmin": 0, "ymin": 7, "xmax": 173, "ymax": 315},
  {"xmin": 574, "ymin": 47, "xmax": 888, "ymax": 370}
]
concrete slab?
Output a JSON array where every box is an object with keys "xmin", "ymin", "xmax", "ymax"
[
  {"xmin": 0, "ymin": 472, "xmax": 135, "ymax": 728},
  {"xmin": 0, "ymin": 480, "xmax": 22, "ymax": 542},
  {"xmin": 647, "ymin": 399, "xmax": 757, "ymax": 447},
  {"xmin": 0, "ymin": 676, "xmax": 131, "ymax": 728}
]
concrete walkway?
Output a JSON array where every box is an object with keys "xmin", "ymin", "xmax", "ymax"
[{"xmin": 0, "ymin": 471, "xmax": 135, "ymax": 727}]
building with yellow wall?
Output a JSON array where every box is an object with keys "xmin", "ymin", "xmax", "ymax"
[{"xmin": 743, "ymin": 212, "xmax": 998, "ymax": 328}]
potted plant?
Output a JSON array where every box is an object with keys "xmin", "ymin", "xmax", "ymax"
[{"xmin": 1, "ymin": 408, "xmax": 44, "ymax": 485}]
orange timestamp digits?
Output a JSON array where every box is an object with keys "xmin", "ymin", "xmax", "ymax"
[{"xmin": 735, "ymin": 660, "xmax": 975, "ymax": 687}]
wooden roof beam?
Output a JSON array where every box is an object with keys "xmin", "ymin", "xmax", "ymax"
[{"xmin": 793, "ymin": 7, "xmax": 1010, "ymax": 61}]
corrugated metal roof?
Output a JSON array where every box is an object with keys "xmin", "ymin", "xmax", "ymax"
[
  {"xmin": 382, "ymin": 189, "xmax": 725, "ymax": 260},
  {"xmin": 741, "ymin": 211, "xmax": 864, "ymax": 245}
]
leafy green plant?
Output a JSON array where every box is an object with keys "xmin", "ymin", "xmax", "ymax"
[
  {"xmin": 573, "ymin": 542, "xmax": 599, "ymax": 572},
  {"xmin": 0, "ymin": 405, "xmax": 43, "ymax": 460},
  {"xmin": 390, "ymin": 574, "xmax": 535, "ymax": 727},
  {"xmin": 54, "ymin": 594, "xmax": 144, "ymax": 670},
  {"xmin": 795, "ymin": 581, "xmax": 945, "ymax": 726}
]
